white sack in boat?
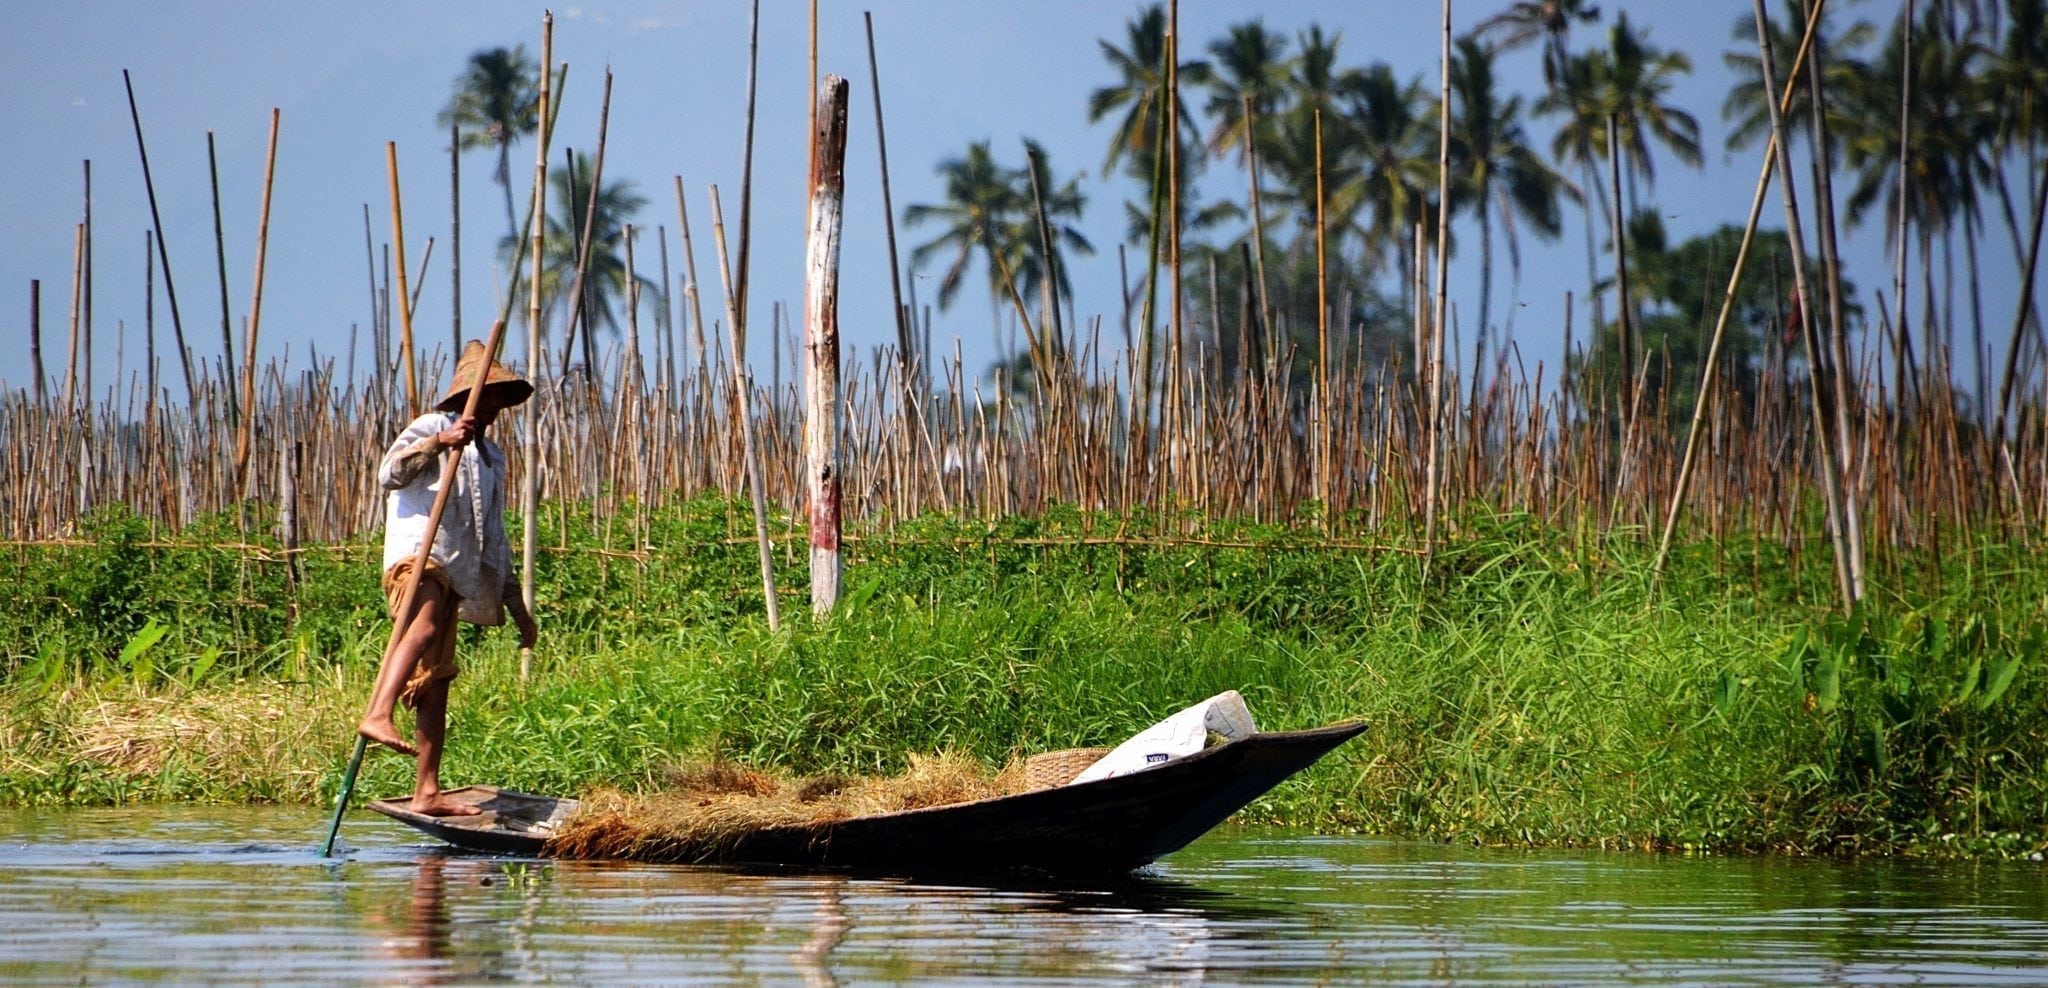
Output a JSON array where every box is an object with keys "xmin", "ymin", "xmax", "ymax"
[{"xmin": 1069, "ymin": 690, "xmax": 1259, "ymax": 785}]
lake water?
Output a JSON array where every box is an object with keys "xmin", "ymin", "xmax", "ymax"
[{"xmin": 1, "ymin": 805, "xmax": 2044, "ymax": 985}]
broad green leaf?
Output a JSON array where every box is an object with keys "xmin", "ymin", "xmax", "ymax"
[
  {"xmin": 1713, "ymin": 669, "xmax": 1740, "ymax": 720},
  {"xmin": 187, "ymin": 646, "xmax": 220, "ymax": 687},
  {"xmin": 119, "ymin": 619, "xmax": 169, "ymax": 685},
  {"xmin": 1814, "ymin": 648, "xmax": 1841, "ymax": 713},
  {"xmin": 1954, "ymin": 655, "xmax": 1982, "ymax": 705},
  {"xmin": 1977, "ymin": 639, "xmax": 2029, "ymax": 710},
  {"xmin": 1861, "ymin": 722, "xmax": 1889, "ymax": 775},
  {"xmin": 842, "ymin": 575, "xmax": 885, "ymax": 616}
]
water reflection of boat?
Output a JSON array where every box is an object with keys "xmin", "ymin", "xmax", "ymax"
[{"xmin": 367, "ymin": 722, "xmax": 1365, "ymax": 875}]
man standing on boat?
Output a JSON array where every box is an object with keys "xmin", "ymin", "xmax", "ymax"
[{"xmin": 358, "ymin": 341, "xmax": 537, "ymax": 817}]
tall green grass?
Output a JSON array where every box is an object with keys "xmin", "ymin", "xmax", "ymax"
[{"xmin": 3, "ymin": 498, "xmax": 2043, "ymax": 857}]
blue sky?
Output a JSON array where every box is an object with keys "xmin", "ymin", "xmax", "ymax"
[{"xmin": 0, "ymin": 1, "xmax": 2009, "ymax": 406}]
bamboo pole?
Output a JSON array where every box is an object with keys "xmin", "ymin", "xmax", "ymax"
[
  {"xmin": 1751, "ymin": 0, "xmax": 1859, "ymax": 609},
  {"xmin": 674, "ymin": 177, "xmax": 713, "ymax": 390},
  {"xmin": 1422, "ymin": 0, "xmax": 1453, "ymax": 582},
  {"xmin": 1803, "ymin": 3, "xmax": 1864, "ymax": 590},
  {"xmin": 1994, "ymin": 161, "xmax": 2048, "ymax": 446},
  {"xmin": 82, "ymin": 162, "xmax": 93, "ymax": 410},
  {"xmin": 1893, "ymin": 0, "xmax": 1915, "ymax": 435},
  {"xmin": 1244, "ymin": 94, "xmax": 1272, "ymax": 356},
  {"xmin": 207, "ymin": 132, "xmax": 237, "ymax": 422},
  {"xmin": 64, "ymin": 224, "xmax": 83, "ymax": 412},
  {"xmin": 735, "ymin": 0, "xmax": 762, "ymax": 327},
  {"xmin": 122, "ymin": 70, "xmax": 195, "ymax": 405},
  {"xmin": 450, "ymin": 122, "xmax": 462, "ymax": 353},
  {"xmin": 657, "ymin": 225, "xmax": 676, "ymax": 398},
  {"xmin": 555, "ymin": 69, "xmax": 615, "ymax": 381},
  {"xmin": 387, "ymin": 141, "xmax": 420, "ymax": 410},
  {"xmin": 711, "ymin": 186, "xmax": 780, "ymax": 631},
  {"xmin": 1653, "ymin": 0, "xmax": 1826, "ymax": 586},
  {"xmin": 29, "ymin": 281, "xmax": 44, "ymax": 406},
  {"xmin": 806, "ymin": 76, "xmax": 851, "ymax": 618},
  {"xmin": 521, "ymin": 13, "xmax": 554, "ymax": 684},
  {"xmin": 1165, "ymin": 0, "xmax": 1184, "ymax": 491},
  {"xmin": 864, "ymin": 12, "xmax": 914, "ymax": 383},
  {"xmin": 236, "ymin": 108, "xmax": 281, "ymax": 491},
  {"xmin": 1314, "ymin": 107, "xmax": 1329, "ymax": 507},
  {"xmin": 1607, "ymin": 114, "xmax": 1636, "ymax": 427},
  {"xmin": 623, "ymin": 224, "xmax": 643, "ymax": 397}
]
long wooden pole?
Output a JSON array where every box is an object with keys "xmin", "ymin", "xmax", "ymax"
[
  {"xmin": 521, "ymin": 16, "xmax": 554, "ymax": 685},
  {"xmin": 1421, "ymin": 0, "xmax": 1452, "ymax": 583},
  {"xmin": 236, "ymin": 108, "xmax": 281, "ymax": 490},
  {"xmin": 710, "ymin": 186, "xmax": 780, "ymax": 631},
  {"xmin": 450, "ymin": 122, "xmax": 463, "ymax": 354},
  {"xmin": 82, "ymin": 161, "xmax": 92, "ymax": 410},
  {"xmin": 64, "ymin": 224, "xmax": 83, "ymax": 412},
  {"xmin": 555, "ymin": 69, "xmax": 615, "ymax": 381},
  {"xmin": 806, "ymin": 76, "xmax": 851, "ymax": 618},
  {"xmin": 1994, "ymin": 160, "xmax": 2048, "ymax": 445},
  {"xmin": 387, "ymin": 141, "xmax": 420, "ymax": 410},
  {"xmin": 1313, "ymin": 107, "xmax": 1329, "ymax": 506},
  {"xmin": 863, "ymin": 12, "xmax": 914, "ymax": 382},
  {"xmin": 1607, "ymin": 113, "xmax": 1635, "ymax": 424},
  {"xmin": 122, "ymin": 70, "xmax": 196, "ymax": 405},
  {"xmin": 735, "ymin": 0, "xmax": 762, "ymax": 328},
  {"xmin": 1165, "ymin": 0, "xmax": 1184, "ymax": 487},
  {"xmin": 674, "ymin": 177, "xmax": 713, "ymax": 388},
  {"xmin": 1653, "ymin": 0, "xmax": 1826, "ymax": 585},
  {"xmin": 207, "ymin": 131, "xmax": 237, "ymax": 422},
  {"xmin": 1751, "ymin": 0, "xmax": 1858, "ymax": 609},
  {"xmin": 29, "ymin": 280, "xmax": 43, "ymax": 406}
]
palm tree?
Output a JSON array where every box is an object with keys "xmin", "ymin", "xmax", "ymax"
[
  {"xmin": 1258, "ymin": 27, "xmax": 1371, "ymax": 254},
  {"xmin": 439, "ymin": 46, "xmax": 542, "ymax": 242},
  {"xmin": 1346, "ymin": 64, "xmax": 1437, "ymax": 281},
  {"xmin": 1013, "ymin": 140, "xmax": 1095, "ymax": 318},
  {"xmin": 500, "ymin": 152, "xmax": 650, "ymax": 375},
  {"xmin": 1477, "ymin": 0, "xmax": 1602, "ymax": 88},
  {"xmin": 1987, "ymin": 0, "xmax": 2047, "ymax": 258},
  {"xmin": 1446, "ymin": 35, "xmax": 1574, "ymax": 379},
  {"xmin": 1599, "ymin": 12, "xmax": 1702, "ymax": 214},
  {"xmin": 1722, "ymin": 1, "xmax": 1877, "ymax": 157},
  {"xmin": 1203, "ymin": 20, "xmax": 1292, "ymax": 161},
  {"xmin": 1537, "ymin": 50, "xmax": 1617, "ymax": 347},
  {"xmin": 1839, "ymin": 6, "xmax": 1994, "ymax": 363},
  {"xmin": 1087, "ymin": 4, "xmax": 1211, "ymax": 183},
  {"xmin": 904, "ymin": 141, "xmax": 1027, "ymax": 317}
]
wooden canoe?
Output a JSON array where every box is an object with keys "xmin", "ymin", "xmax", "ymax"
[{"xmin": 367, "ymin": 721, "xmax": 1366, "ymax": 874}]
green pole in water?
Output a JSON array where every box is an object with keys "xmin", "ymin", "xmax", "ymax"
[{"xmin": 321, "ymin": 735, "xmax": 367, "ymax": 857}]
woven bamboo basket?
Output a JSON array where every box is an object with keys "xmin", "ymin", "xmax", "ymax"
[{"xmin": 1019, "ymin": 747, "xmax": 1112, "ymax": 791}]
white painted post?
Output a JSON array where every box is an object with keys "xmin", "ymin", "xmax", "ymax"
[{"xmin": 805, "ymin": 76, "xmax": 850, "ymax": 618}]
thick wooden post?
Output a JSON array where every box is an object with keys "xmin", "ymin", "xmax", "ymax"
[{"xmin": 806, "ymin": 76, "xmax": 850, "ymax": 618}]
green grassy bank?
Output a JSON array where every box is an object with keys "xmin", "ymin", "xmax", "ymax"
[{"xmin": 4, "ymin": 498, "xmax": 2045, "ymax": 857}]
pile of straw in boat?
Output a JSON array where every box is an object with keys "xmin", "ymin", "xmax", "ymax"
[{"xmin": 546, "ymin": 753, "xmax": 1027, "ymax": 863}]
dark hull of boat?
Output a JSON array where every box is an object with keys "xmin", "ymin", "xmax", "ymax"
[{"xmin": 367, "ymin": 721, "xmax": 1365, "ymax": 874}]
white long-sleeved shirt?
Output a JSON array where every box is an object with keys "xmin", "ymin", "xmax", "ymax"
[{"xmin": 379, "ymin": 411, "xmax": 515, "ymax": 625}]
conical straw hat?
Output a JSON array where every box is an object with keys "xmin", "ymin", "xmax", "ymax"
[{"xmin": 436, "ymin": 340, "xmax": 534, "ymax": 412}]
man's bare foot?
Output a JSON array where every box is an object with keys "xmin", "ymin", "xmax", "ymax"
[
  {"xmin": 358, "ymin": 718, "xmax": 418, "ymax": 757},
  {"xmin": 409, "ymin": 792, "xmax": 483, "ymax": 817}
]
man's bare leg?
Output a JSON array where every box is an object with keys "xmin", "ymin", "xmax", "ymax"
[
  {"xmin": 409, "ymin": 676, "xmax": 480, "ymax": 816},
  {"xmin": 358, "ymin": 578, "xmax": 453, "ymax": 757}
]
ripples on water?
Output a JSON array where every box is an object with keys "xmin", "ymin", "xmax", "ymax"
[{"xmin": 0, "ymin": 807, "xmax": 2043, "ymax": 985}]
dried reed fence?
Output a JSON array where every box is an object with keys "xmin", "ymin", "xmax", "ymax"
[{"xmin": 4, "ymin": 316, "xmax": 2040, "ymax": 588}]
